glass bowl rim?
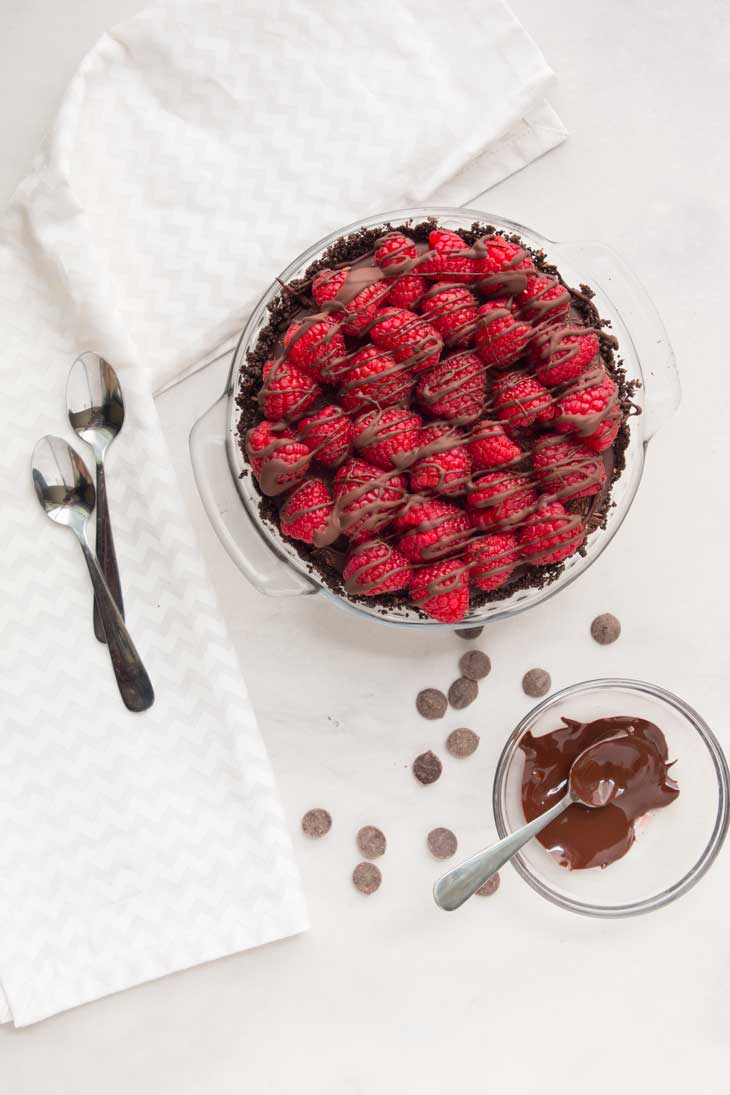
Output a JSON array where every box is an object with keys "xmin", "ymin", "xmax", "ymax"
[
  {"xmin": 492, "ymin": 677, "xmax": 730, "ymax": 918},
  {"xmin": 224, "ymin": 205, "xmax": 647, "ymax": 629}
]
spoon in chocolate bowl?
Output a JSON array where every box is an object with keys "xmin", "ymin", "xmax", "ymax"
[
  {"xmin": 67, "ymin": 352, "xmax": 125, "ymax": 643},
  {"xmin": 31, "ymin": 436, "xmax": 154, "ymax": 713},
  {"xmin": 433, "ymin": 735, "xmax": 640, "ymax": 912}
]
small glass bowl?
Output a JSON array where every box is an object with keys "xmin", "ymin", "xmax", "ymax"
[{"xmin": 493, "ymin": 679, "xmax": 730, "ymax": 918}]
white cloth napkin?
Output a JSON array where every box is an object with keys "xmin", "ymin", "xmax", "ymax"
[{"xmin": 0, "ymin": 0, "xmax": 565, "ymax": 1026}]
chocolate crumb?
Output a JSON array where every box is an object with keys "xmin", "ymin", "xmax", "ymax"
[
  {"xmin": 427, "ymin": 827, "xmax": 458, "ymax": 859},
  {"xmin": 352, "ymin": 861, "xmax": 382, "ymax": 895},
  {"xmin": 448, "ymin": 677, "xmax": 479, "ymax": 710},
  {"xmin": 591, "ymin": 612, "xmax": 621, "ymax": 645},
  {"xmin": 459, "ymin": 650, "xmax": 491, "ymax": 681},
  {"xmin": 301, "ymin": 808, "xmax": 332, "ymax": 838},
  {"xmin": 416, "ymin": 688, "xmax": 448, "ymax": 720},
  {"xmin": 522, "ymin": 668, "xmax": 551, "ymax": 698},
  {"xmin": 446, "ymin": 727, "xmax": 480, "ymax": 758},
  {"xmin": 357, "ymin": 825, "xmax": 387, "ymax": 859},
  {"xmin": 456, "ymin": 627, "xmax": 484, "ymax": 640},
  {"xmin": 475, "ymin": 872, "xmax": 501, "ymax": 897},
  {"xmin": 413, "ymin": 750, "xmax": 443, "ymax": 785}
]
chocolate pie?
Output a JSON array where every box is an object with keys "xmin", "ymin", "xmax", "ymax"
[{"xmin": 236, "ymin": 220, "xmax": 634, "ymax": 624}]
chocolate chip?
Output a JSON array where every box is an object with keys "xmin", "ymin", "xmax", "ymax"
[
  {"xmin": 446, "ymin": 727, "xmax": 480, "ymax": 758},
  {"xmin": 448, "ymin": 677, "xmax": 479, "ymax": 709},
  {"xmin": 522, "ymin": 668, "xmax": 551, "ymax": 698},
  {"xmin": 416, "ymin": 688, "xmax": 448, "ymax": 720},
  {"xmin": 357, "ymin": 825, "xmax": 386, "ymax": 859},
  {"xmin": 413, "ymin": 750, "xmax": 443, "ymax": 785},
  {"xmin": 475, "ymin": 872, "xmax": 500, "ymax": 897},
  {"xmin": 591, "ymin": 612, "xmax": 621, "ymax": 645},
  {"xmin": 456, "ymin": 626, "xmax": 484, "ymax": 640},
  {"xmin": 301, "ymin": 808, "xmax": 332, "ymax": 838},
  {"xmin": 427, "ymin": 827, "xmax": 458, "ymax": 859},
  {"xmin": 352, "ymin": 861, "xmax": 382, "ymax": 895},
  {"xmin": 459, "ymin": 650, "xmax": 491, "ymax": 681}
]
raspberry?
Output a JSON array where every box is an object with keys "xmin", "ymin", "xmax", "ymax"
[
  {"xmin": 474, "ymin": 300, "xmax": 533, "ymax": 369},
  {"xmin": 419, "ymin": 284, "xmax": 479, "ymax": 346},
  {"xmin": 409, "ymin": 558, "xmax": 470, "ymax": 624},
  {"xmin": 280, "ymin": 478, "xmax": 334, "ymax": 544},
  {"xmin": 493, "ymin": 371, "xmax": 554, "ymax": 431},
  {"xmin": 311, "ymin": 268, "xmax": 390, "ymax": 337},
  {"xmin": 333, "ymin": 458, "xmax": 407, "ymax": 540},
  {"xmin": 515, "ymin": 276, "xmax": 570, "ymax": 325},
  {"xmin": 417, "ymin": 229, "xmax": 476, "ymax": 283},
  {"xmin": 375, "ymin": 232, "xmax": 417, "ymax": 270},
  {"xmin": 531, "ymin": 435, "xmax": 606, "ymax": 500},
  {"xmin": 342, "ymin": 539, "xmax": 412, "ymax": 596},
  {"xmin": 387, "ymin": 274, "xmax": 426, "ymax": 310},
  {"xmin": 375, "ymin": 235, "xmax": 427, "ymax": 308},
  {"xmin": 416, "ymin": 351, "xmax": 485, "ymax": 423},
  {"xmin": 369, "ymin": 307, "xmax": 418, "ymax": 348},
  {"xmin": 351, "ymin": 407, "xmax": 422, "ymax": 470},
  {"xmin": 409, "ymin": 424, "xmax": 471, "ymax": 497},
  {"xmin": 395, "ymin": 500, "xmax": 472, "ymax": 562},
  {"xmin": 467, "ymin": 419, "xmax": 523, "ymax": 471},
  {"xmin": 467, "ymin": 470, "xmax": 538, "ymax": 531},
  {"xmin": 529, "ymin": 324, "xmax": 600, "ymax": 387},
  {"xmin": 246, "ymin": 421, "xmax": 311, "ymax": 495},
  {"xmin": 337, "ymin": 345, "xmax": 414, "ymax": 413},
  {"xmin": 298, "ymin": 404, "xmax": 353, "ymax": 468},
  {"xmin": 283, "ymin": 316, "xmax": 347, "ymax": 383},
  {"xmin": 370, "ymin": 308, "xmax": 443, "ymax": 372},
  {"xmin": 260, "ymin": 358, "xmax": 320, "ymax": 422},
  {"xmin": 518, "ymin": 499, "xmax": 585, "ymax": 564},
  {"xmin": 466, "ymin": 532, "xmax": 519, "ymax": 591},
  {"xmin": 472, "ymin": 234, "xmax": 535, "ymax": 296},
  {"xmin": 554, "ymin": 368, "xmax": 621, "ymax": 452}
]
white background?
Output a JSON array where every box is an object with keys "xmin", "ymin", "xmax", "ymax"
[{"xmin": 2, "ymin": 0, "xmax": 730, "ymax": 1091}]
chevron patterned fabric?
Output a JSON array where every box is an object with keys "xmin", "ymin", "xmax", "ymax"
[{"xmin": 0, "ymin": 0, "xmax": 564, "ymax": 1025}]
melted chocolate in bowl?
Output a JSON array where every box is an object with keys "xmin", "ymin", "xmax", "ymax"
[{"xmin": 520, "ymin": 716, "xmax": 679, "ymax": 870}]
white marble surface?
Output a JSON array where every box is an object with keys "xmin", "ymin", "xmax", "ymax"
[{"xmin": 2, "ymin": 0, "xmax": 730, "ymax": 1090}]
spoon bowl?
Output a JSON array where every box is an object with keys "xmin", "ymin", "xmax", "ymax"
[
  {"xmin": 66, "ymin": 353, "xmax": 125, "ymax": 454},
  {"xmin": 32, "ymin": 435, "xmax": 95, "ymax": 533}
]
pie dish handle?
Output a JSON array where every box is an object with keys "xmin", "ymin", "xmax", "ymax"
[
  {"xmin": 555, "ymin": 241, "xmax": 680, "ymax": 442},
  {"xmin": 189, "ymin": 394, "xmax": 318, "ymax": 597}
]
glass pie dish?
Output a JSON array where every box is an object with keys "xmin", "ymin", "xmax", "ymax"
[
  {"xmin": 189, "ymin": 206, "xmax": 680, "ymax": 629},
  {"xmin": 493, "ymin": 679, "xmax": 730, "ymax": 917}
]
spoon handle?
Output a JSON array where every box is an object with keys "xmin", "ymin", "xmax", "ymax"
[
  {"xmin": 93, "ymin": 461, "xmax": 124, "ymax": 642},
  {"xmin": 78, "ymin": 534, "xmax": 154, "ymax": 712},
  {"xmin": 433, "ymin": 792, "xmax": 573, "ymax": 911}
]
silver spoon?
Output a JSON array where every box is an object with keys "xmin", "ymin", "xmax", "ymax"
[
  {"xmin": 433, "ymin": 741, "xmax": 618, "ymax": 911},
  {"xmin": 67, "ymin": 353, "xmax": 125, "ymax": 643},
  {"xmin": 31, "ymin": 435, "xmax": 154, "ymax": 713}
]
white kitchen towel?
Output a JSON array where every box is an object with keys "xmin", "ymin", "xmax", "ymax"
[{"xmin": 0, "ymin": 0, "xmax": 565, "ymax": 1026}]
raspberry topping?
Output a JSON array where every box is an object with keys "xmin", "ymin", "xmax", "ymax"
[{"xmin": 241, "ymin": 223, "xmax": 629, "ymax": 623}]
